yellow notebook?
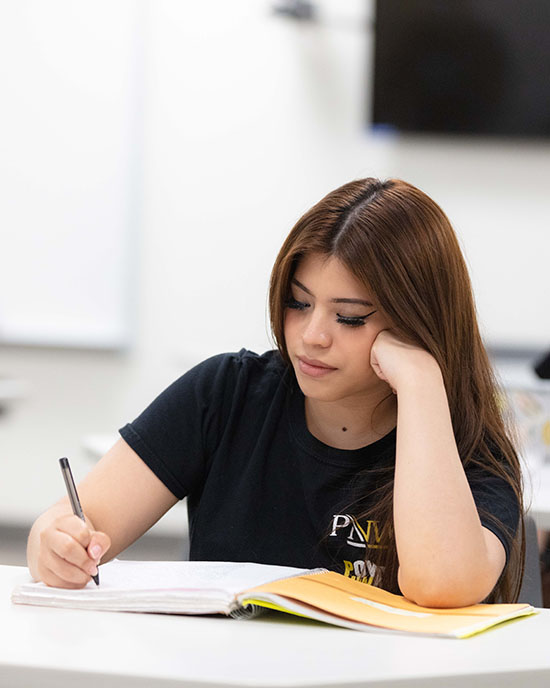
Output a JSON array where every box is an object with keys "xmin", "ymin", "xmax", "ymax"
[
  {"xmin": 241, "ymin": 571, "xmax": 536, "ymax": 638},
  {"xmin": 12, "ymin": 560, "xmax": 535, "ymax": 638}
]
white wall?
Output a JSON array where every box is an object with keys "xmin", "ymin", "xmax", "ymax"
[
  {"xmin": 0, "ymin": 0, "xmax": 140, "ymax": 349},
  {"xmin": 138, "ymin": 0, "xmax": 550, "ymax": 362},
  {"xmin": 1, "ymin": 0, "xmax": 549, "ymax": 527}
]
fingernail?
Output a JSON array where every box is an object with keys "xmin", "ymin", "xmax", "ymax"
[
  {"xmin": 90, "ymin": 545, "xmax": 101, "ymax": 558},
  {"xmin": 88, "ymin": 565, "xmax": 98, "ymax": 576}
]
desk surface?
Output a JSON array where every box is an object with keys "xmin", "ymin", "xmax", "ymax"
[{"xmin": 2, "ymin": 565, "xmax": 550, "ymax": 688}]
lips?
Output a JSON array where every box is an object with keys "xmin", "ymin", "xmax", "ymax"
[{"xmin": 297, "ymin": 356, "xmax": 337, "ymax": 378}]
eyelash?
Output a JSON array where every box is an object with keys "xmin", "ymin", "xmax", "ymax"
[{"xmin": 285, "ymin": 298, "xmax": 376, "ymax": 328}]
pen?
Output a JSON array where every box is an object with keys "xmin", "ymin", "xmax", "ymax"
[{"xmin": 59, "ymin": 457, "xmax": 100, "ymax": 586}]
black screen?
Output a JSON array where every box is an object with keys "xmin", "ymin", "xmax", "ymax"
[{"xmin": 371, "ymin": 0, "xmax": 550, "ymax": 138}]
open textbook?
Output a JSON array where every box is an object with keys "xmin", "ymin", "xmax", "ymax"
[{"xmin": 11, "ymin": 559, "xmax": 536, "ymax": 638}]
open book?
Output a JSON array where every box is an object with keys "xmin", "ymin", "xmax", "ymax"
[{"xmin": 11, "ymin": 559, "xmax": 536, "ymax": 638}]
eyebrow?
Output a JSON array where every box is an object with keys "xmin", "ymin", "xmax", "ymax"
[{"xmin": 291, "ymin": 278, "xmax": 374, "ymax": 307}]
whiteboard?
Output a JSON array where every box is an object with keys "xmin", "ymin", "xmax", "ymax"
[{"xmin": 0, "ymin": 1, "xmax": 140, "ymax": 349}]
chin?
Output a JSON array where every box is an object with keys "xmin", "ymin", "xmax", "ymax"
[
  {"xmin": 293, "ymin": 366, "xmax": 384, "ymax": 404},
  {"xmin": 293, "ymin": 372, "xmax": 346, "ymax": 402}
]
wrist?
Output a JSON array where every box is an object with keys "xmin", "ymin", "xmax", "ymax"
[{"xmin": 394, "ymin": 356, "xmax": 444, "ymax": 395}]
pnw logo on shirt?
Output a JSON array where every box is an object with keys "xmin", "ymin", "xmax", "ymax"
[{"xmin": 329, "ymin": 513, "xmax": 386, "ymax": 585}]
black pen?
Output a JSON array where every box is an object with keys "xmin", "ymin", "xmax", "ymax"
[{"xmin": 59, "ymin": 457, "xmax": 100, "ymax": 586}]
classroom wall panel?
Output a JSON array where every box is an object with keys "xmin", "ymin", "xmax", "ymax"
[{"xmin": 0, "ymin": 0, "xmax": 141, "ymax": 349}]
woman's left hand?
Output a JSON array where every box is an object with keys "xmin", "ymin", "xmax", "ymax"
[{"xmin": 370, "ymin": 330, "xmax": 442, "ymax": 395}]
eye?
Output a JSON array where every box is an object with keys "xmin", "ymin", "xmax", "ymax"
[
  {"xmin": 285, "ymin": 297, "xmax": 310, "ymax": 311},
  {"xmin": 336, "ymin": 310, "xmax": 377, "ymax": 328}
]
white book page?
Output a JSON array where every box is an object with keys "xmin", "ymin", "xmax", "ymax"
[{"xmin": 13, "ymin": 560, "xmax": 315, "ymax": 601}]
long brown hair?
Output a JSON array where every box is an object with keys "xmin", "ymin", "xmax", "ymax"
[{"xmin": 269, "ymin": 178, "xmax": 524, "ymax": 602}]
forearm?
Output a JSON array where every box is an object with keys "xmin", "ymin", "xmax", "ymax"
[{"xmin": 393, "ymin": 367, "xmax": 498, "ymax": 607}]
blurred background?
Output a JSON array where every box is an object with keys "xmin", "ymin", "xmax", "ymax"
[{"xmin": 1, "ymin": 0, "xmax": 549, "ymax": 566}]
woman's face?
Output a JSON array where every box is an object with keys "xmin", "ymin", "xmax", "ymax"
[{"xmin": 283, "ymin": 253, "xmax": 392, "ymax": 404}]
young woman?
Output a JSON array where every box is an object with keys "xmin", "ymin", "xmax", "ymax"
[{"xmin": 27, "ymin": 178, "xmax": 524, "ymax": 606}]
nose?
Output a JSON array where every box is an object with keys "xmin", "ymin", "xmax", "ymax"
[{"xmin": 302, "ymin": 311, "xmax": 332, "ymax": 348}]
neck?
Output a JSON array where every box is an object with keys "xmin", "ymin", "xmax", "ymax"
[{"xmin": 305, "ymin": 389, "xmax": 396, "ymax": 450}]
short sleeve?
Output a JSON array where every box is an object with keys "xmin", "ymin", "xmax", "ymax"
[
  {"xmin": 119, "ymin": 352, "xmax": 245, "ymax": 500},
  {"xmin": 467, "ymin": 466, "xmax": 520, "ymax": 565}
]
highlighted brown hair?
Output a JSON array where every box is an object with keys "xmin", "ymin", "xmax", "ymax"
[{"xmin": 269, "ymin": 178, "xmax": 524, "ymax": 602}]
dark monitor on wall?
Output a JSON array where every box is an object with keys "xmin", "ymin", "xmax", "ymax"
[{"xmin": 371, "ymin": 0, "xmax": 550, "ymax": 138}]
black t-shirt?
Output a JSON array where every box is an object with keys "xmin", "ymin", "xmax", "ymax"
[{"xmin": 119, "ymin": 349, "xmax": 519, "ymax": 587}]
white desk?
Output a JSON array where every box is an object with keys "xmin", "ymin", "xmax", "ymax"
[{"xmin": 2, "ymin": 565, "xmax": 550, "ymax": 688}]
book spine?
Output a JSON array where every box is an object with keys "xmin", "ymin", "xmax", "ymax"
[{"xmin": 228, "ymin": 604, "xmax": 266, "ymax": 620}]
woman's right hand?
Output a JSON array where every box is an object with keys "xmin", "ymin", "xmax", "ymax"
[
  {"xmin": 27, "ymin": 439, "xmax": 179, "ymax": 588},
  {"xmin": 30, "ymin": 510, "xmax": 111, "ymax": 588}
]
